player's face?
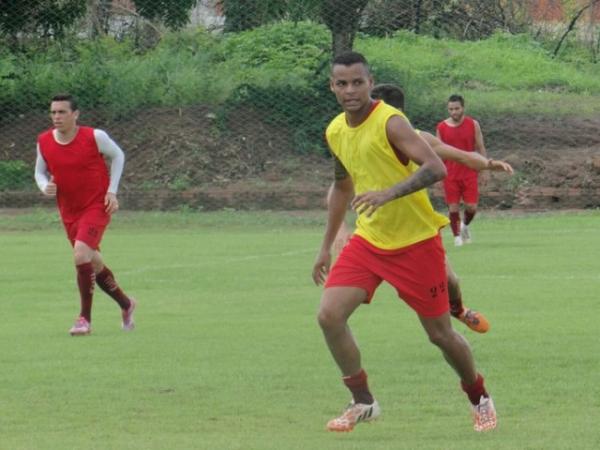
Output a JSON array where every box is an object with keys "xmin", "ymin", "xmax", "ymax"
[
  {"xmin": 50, "ymin": 101, "xmax": 79, "ymax": 133},
  {"xmin": 330, "ymin": 63, "xmax": 373, "ymax": 113},
  {"xmin": 447, "ymin": 101, "xmax": 464, "ymax": 122}
]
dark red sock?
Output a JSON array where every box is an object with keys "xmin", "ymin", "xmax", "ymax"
[
  {"xmin": 449, "ymin": 296, "xmax": 464, "ymax": 317},
  {"xmin": 464, "ymin": 210, "xmax": 476, "ymax": 225},
  {"xmin": 461, "ymin": 373, "xmax": 488, "ymax": 405},
  {"xmin": 449, "ymin": 212, "xmax": 461, "ymax": 236},
  {"xmin": 76, "ymin": 262, "xmax": 95, "ymax": 322},
  {"xmin": 343, "ymin": 369, "xmax": 374, "ymax": 405},
  {"xmin": 96, "ymin": 266, "xmax": 131, "ymax": 310}
]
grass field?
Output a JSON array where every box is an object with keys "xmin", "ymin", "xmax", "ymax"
[{"xmin": 1, "ymin": 209, "xmax": 599, "ymax": 450}]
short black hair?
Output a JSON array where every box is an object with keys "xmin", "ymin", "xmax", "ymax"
[
  {"xmin": 448, "ymin": 94, "xmax": 464, "ymax": 106},
  {"xmin": 331, "ymin": 51, "xmax": 370, "ymax": 72},
  {"xmin": 371, "ymin": 84, "xmax": 405, "ymax": 110},
  {"xmin": 51, "ymin": 93, "xmax": 78, "ymax": 111}
]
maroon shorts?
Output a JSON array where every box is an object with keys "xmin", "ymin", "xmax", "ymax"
[
  {"xmin": 62, "ymin": 207, "xmax": 110, "ymax": 250},
  {"xmin": 444, "ymin": 176, "xmax": 479, "ymax": 204},
  {"xmin": 325, "ymin": 234, "xmax": 449, "ymax": 318}
]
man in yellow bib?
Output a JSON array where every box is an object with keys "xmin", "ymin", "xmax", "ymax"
[{"xmin": 312, "ymin": 52, "xmax": 496, "ymax": 433}]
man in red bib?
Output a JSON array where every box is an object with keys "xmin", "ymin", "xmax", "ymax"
[
  {"xmin": 35, "ymin": 94, "xmax": 136, "ymax": 336},
  {"xmin": 436, "ymin": 95, "xmax": 487, "ymax": 246}
]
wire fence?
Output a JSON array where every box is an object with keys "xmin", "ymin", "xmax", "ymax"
[{"xmin": 1, "ymin": 0, "xmax": 599, "ymax": 211}]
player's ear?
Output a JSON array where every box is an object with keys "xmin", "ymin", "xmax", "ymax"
[{"xmin": 330, "ymin": 77, "xmax": 335, "ymax": 92}]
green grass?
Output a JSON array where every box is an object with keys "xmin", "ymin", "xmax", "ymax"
[
  {"xmin": 359, "ymin": 31, "xmax": 600, "ymax": 119},
  {"xmin": 0, "ymin": 209, "xmax": 599, "ymax": 449}
]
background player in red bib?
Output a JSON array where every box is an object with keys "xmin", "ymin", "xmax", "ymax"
[
  {"xmin": 436, "ymin": 95, "xmax": 487, "ymax": 246},
  {"xmin": 35, "ymin": 93, "xmax": 136, "ymax": 336}
]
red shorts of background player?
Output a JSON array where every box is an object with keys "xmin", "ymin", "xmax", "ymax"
[
  {"xmin": 325, "ymin": 234, "xmax": 449, "ymax": 318},
  {"xmin": 62, "ymin": 206, "xmax": 111, "ymax": 250},
  {"xmin": 444, "ymin": 176, "xmax": 479, "ymax": 204}
]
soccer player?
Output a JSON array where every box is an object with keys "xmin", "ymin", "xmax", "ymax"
[
  {"xmin": 34, "ymin": 93, "xmax": 136, "ymax": 336},
  {"xmin": 328, "ymin": 84, "xmax": 513, "ymax": 333},
  {"xmin": 313, "ymin": 52, "xmax": 496, "ymax": 433},
  {"xmin": 437, "ymin": 94, "xmax": 488, "ymax": 246}
]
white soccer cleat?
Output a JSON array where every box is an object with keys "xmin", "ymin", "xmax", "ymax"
[
  {"xmin": 471, "ymin": 395, "xmax": 497, "ymax": 432},
  {"xmin": 454, "ymin": 235, "xmax": 463, "ymax": 247},
  {"xmin": 326, "ymin": 400, "xmax": 381, "ymax": 432},
  {"xmin": 460, "ymin": 222, "xmax": 472, "ymax": 244},
  {"xmin": 122, "ymin": 297, "xmax": 137, "ymax": 331},
  {"xmin": 69, "ymin": 316, "xmax": 91, "ymax": 336}
]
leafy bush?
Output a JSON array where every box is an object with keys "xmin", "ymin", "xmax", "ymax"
[{"xmin": 0, "ymin": 160, "xmax": 31, "ymax": 190}]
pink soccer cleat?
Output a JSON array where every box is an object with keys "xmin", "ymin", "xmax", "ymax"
[
  {"xmin": 69, "ymin": 316, "xmax": 91, "ymax": 336},
  {"xmin": 121, "ymin": 297, "xmax": 136, "ymax": 331}
]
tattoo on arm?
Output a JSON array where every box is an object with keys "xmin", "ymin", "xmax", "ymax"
[{"xmin": 388, "ymin": 166, "xmax": 440, "ymax": 199}]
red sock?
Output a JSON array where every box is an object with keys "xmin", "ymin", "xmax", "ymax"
[
  {"xmin": 76, "ymin": 262, "xmax": 95, "ymax": 322},
  {"xmin": 343, "ymin": 369, "xmax": 374, "ymax": 405},
  {"xmin": 449, "ymin": 212, "xmax": 461, "ymax": 236},
  {"xmin": 95, "ymin": 266, "xmax": 131, "ymax": 310},
  {"xmin": 461, "ymin": 373, "xmax": 488, "ymax": 405},
  {"xmin": 464, "ymin": 210, "xmax": 476, "ymax": 225},
  {"xmin": 449, "ymin": 296, "xmax": 464, "ymax": 317}
]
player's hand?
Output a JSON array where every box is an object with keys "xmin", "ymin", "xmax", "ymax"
[
  {"xmin": 105, "ymin": 192, "xmax": 119, "ymax": 214},
  {"xmin": 312, "ymin": 248, "xmax": 332, "ymax": 286},
  {"xmin": 488, "ymin": 159, "xmax": 514, "ymax": 174},
  {"xmin": 43, "ymin": 177, "xmax": 57, "ymax": 197},
  {"xmin": 351, "ymin": 190, "xmax": 393, "ymax": 217}
]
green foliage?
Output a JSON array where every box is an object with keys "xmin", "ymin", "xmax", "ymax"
[
  {"xmin": 219, "ymin": 21, "xmax": 330, "ymax": 85},
  {"xmin": 221, "ymin": 0, "xmax": 321, "ymax": 31},
  {"xmin": 0, "ymin": 0, "xmax": 85, "ymax": 42},
  {"xmin": 0, "ymin": 160, "xmax": 31, "ymax": 190},
  {"xmin": 221, "ymin": 72, "xmax": 338, "ymax": 155},
  {"xmin": 133, "ymin": 0, "xmax": 197, "ymax": 29}
]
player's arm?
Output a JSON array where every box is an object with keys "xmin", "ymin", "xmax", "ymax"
[
  {"xmin": 351, "ymin": 116, "xmax": 446, "ymax": 217},
  {"xmin": 313, "ymin": 157, "xmax": 354, "ymax": 285},
  {"xmin": 327, "ymin": 182, "xmax": 353, "ymax": 257},
  {"xmin": 420, "ymin": 131, "xmax": 513, "ymax": 173},
  {"xmin": 95, "ymin": 129, "xmax": 124, "ymax": 214},
  {"xmin": 34, "ymin": 145, "xmax": 56, "ymax": 196},
  {"xmin": 95, "ymin": 129, "xmax": 124, "ymax": 194},
  {"xmin": 474, "ymin": 120, "xmax": 487, "ymax": 158}
]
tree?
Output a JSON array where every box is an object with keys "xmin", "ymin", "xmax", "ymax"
[
  {"xmin": 133, "ymin": 0, "xmax": 198, "ymax": 29},
  {"xmin": 0, "ymin": 0, "xmax": 86, "ymax": 43},
  {"xmin": 320, "ymin": 0, "xmax": 369, "ymax": 55}
]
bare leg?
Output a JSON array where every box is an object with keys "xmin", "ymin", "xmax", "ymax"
[
  {"xmin": 446, "ymin": 258, "xmax": 464, "ymax": 317},
  {"xmin": 418, "ymin": 312, "xmax": 477, "ymax": 384},
  {"xmin": 317, "ymin": 287, "xmax": 368, "ymax": 376}
]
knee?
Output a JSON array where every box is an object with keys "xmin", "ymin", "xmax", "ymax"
[
  {"xmin": 317, "ymin": 307, "xmax": 345, "ymax": 332},
  {"xmin": 73, "ymin": 245, "xmax": 93, "ymax": 265},
  {"xmin": 427, "ymin": 328, "xmax": 454, "ymax": 348}
]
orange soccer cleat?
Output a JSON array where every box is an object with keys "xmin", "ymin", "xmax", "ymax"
[{"xmin": 457, "ymin": 308, "xmax": 490, "ymax": 333}]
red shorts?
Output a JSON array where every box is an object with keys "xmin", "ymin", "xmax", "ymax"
[
  {"xmin": 325, "ymin": 234, "xmax": 449, "ymax": 318},
  {"xmin": 62, "ymin": 207, "xmax": 110, "ymax": 250},
  {"xmin": 444, "ymin": 176, "xmax": 479, "ymax": 204}
]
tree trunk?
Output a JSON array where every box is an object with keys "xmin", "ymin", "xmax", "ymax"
[{"xmin": 321, "ymin": 0, "xmax": 369, "ymax": 57}]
